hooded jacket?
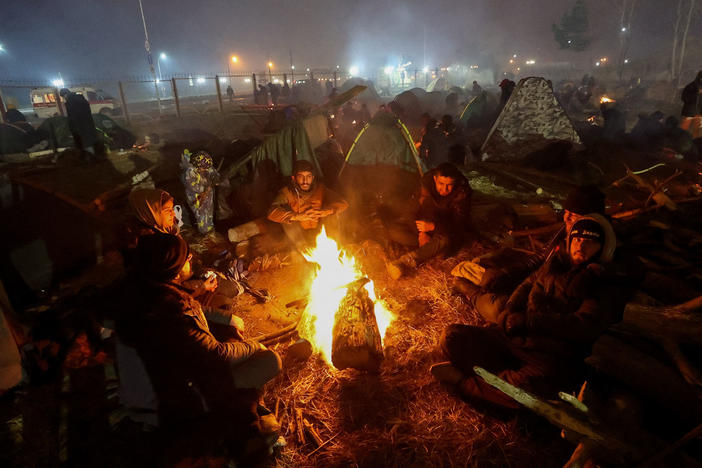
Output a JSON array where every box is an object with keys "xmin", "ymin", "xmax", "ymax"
[
  {"xmin": 501, "ymin": 214, "xmax": 619, "ymax": 355},
  {"xmin": 267, "ymin": 180, "xmax": 348, "ymax": 230}
]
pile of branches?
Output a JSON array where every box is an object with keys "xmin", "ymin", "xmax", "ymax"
[{"xmin": 482, "ymin": 171, "xmax": 702, "ymax": 466}]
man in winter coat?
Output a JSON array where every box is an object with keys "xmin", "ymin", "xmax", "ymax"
[
  {"xmin": 454, "ymin": 185, "xmax": 607, "ymax": 325},
  {"xmin": 59, "ymin": 88, "xmax": 99, "ymax": 160},
  {"xmin": 115, "ymin": 233, "xmax": 281, "ymax": 438},
  {"xmin": 432, "ymin": 216, "xmax": 620, "ymax": 408},
  {"xmin": 267, "ymin": 160, "xmax": 348, "ymax": 250},
  {"xmin": 386, "ymin": 163, "xmax": 472, "ymax": 279}
]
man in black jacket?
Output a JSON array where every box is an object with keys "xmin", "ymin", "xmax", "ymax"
[
  {"xmin": 454, "ymin": 185, "xmax": 607, "ymax": 325},
  {"xmin": 116, "ymin": 233, "xmax": 280, "ymax": 460},
  {"xmin": 432, "ymin": 217, "xmax": 619, "ymax": 408},
  {"xmin": 59, "ymin": 88, "xmax": 100, "ymax": 160},
  {"xmin": 386, "ymin": 163, "xmax": 472, "ymax": 279}
]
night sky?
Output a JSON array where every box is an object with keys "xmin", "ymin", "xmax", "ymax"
[{"xmin": 0, "ymin": 0, "xmax": 696, "ymax": 81}]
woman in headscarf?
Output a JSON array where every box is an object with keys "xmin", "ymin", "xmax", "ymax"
[
  {"xmin": 125, "ymin": 188, "xmax": 244, "ymax": 335},
  {"xmin": 126, "ymin": 188, "xmax": 179, "ymax": 248}
]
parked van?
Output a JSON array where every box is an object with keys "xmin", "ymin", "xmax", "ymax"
[{"xmin": 30, "ymin": 87, "xmax": 118, "ymax": 119}]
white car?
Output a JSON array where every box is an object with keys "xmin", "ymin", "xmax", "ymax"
[{"xmin": 30, "ymin": 86, "xmax": 118, "ymax": 119}]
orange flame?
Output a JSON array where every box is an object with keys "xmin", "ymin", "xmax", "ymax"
[
  {"xmin": 600, "ymin": 96, "xmax": 615, "ymax": 104},
  {"xmin": 297, "ymin": 228, "xmax": 395, "ymax": 366}
]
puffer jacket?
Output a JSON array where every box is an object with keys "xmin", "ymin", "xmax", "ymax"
[
  {"xmin": 501, "ymin": 214, "xmax": 619, "ymax": 355},
  {"xmin": 267, "ymin": 181, "xmax": 348, "ymax": 230},
  {"xmin": 116, "ymin": 279, "xmax": 260, "ymax": 425}
]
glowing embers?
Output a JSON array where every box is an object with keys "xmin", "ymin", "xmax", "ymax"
[{"xmin": 298, "ymin": 228, "xmax": 394, "ymax": 372}]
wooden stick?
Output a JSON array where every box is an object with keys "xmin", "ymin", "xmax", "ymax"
[
  {"xmin": 510, "ymin": 223, "xmax": 561, "ymax": 238},
  {"xmin": 295, "ymin": 407, "xmax": 306, "ymax": 445},
  {"xmin": 303, "ymin": 418, "xmax": 324, "ymax": 447},
  {"xmin": 307, "ymin": 431, "xmax": 341, "ymax": 456}
]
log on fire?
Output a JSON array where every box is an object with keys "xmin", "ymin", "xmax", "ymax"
[{"xmin": 331, "ymin": 278, "xmax": 384, "ymax": 372}]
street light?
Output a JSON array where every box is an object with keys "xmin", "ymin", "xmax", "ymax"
[
  {"xmin": 228, "ymin": 55, "xmax": 238, "ymax": 79},
  {"xmin": 268, "ymin": 61, "xmax": 273, "ymax": 82},
  {"xmin": 157, "ymin": 52, "xmax": 166, "ymax": 80}
]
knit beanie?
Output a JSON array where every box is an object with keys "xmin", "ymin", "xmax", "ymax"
[
  {"xmin": 136, "ymin": 233, "xmax": 190, "ymax": 281},
  {"xmin": 569, "ymin": 219, "xmax": 605, "ymax": 246}
]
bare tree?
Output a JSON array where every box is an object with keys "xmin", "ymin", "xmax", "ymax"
[
  {"xmin": 608, "ymin": 0, "xmax": 640, "ymax": 80},
  {"xmin": 671, "ymin": 0, "xmax": 683, "ymax": 81},
  {"xmin": 677, "ymin": 0, "xmax": 697, "ymax": 87}
]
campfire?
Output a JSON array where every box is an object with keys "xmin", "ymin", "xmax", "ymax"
[{"xmin": 298, "ymin": 228, "xmax": 395, "ymax": 372}]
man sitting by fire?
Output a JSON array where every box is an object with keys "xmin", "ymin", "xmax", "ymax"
[
  {"xmin": 453, "ymin": 185, "xmax": 608, "ymax": 325},
  {"xmin": 431, "ymin": 216, "xmax": 619, "ymax": 408},
  {"xmin": 386, "ymin": 162, "xmax": 473, "ymax": 279},
  {"xmin": 115, "ymin": 233, "xmax": 281, "ymax": 462},
  {"xmin": 267, "ymin": 159, "xmax": 348, "ymax": 251}
]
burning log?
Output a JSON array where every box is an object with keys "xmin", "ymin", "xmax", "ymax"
[{"xmin": 331, "ymin": 278, "xmax": 384, "ymax": 372}]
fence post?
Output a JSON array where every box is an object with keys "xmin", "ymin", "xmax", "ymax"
[
  {"xmin": 118, "ymin": 81, "xmax": 130, "ymax": 124},
  {"xmin": 252, "ymin": 73, "xmax": 257, "ymax": 103},
  {"xmin": 54, "ymin": 88, "xmax": 65, "ymax": 116},
  {"xmin": 215, "ymin": 75, "xmax": 224, "ymax": 113},
  {"xmin": 0, "ymin": 89, "xmax": 6, "ymax": 123},
  {"xmin": 333, "ymin": 71, "xmax": 338, "ymax": 88},
  {"xmin": 172, "ymin": 78, "xmax": 181, "ymax": 118}
]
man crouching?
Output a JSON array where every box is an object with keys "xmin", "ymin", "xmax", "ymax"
[
  {"xmin": 267, "ymin": 160, "xmax": 348, "ymax": 251},
  {"xmin": 432, "ymin": 216, "xmax": 617, "ymax": 409}
]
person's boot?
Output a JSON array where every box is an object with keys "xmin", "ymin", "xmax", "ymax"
[
  {"xmin": 430, "ymin": 362, "xmax": 465, "ymax": 385},
  {"xmin": 386, "ymin": 252, "xmax": 417, "ymax": 280}
]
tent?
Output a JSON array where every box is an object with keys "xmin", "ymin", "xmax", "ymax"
[
  {"xmin": 459, "ymin": 91, "xmax": 498, "ymax": 125},
  {"xmin": 36, "ymin": 114, "xmax": 136, "ymax": 150},
  {"xmin": 0, "ymin": 123, "xmax": 35, "ymax": 155},
  {"xmin": 339, "ymin": 79, "xmax": 382, "ymax": 104},
  {"xmin": 342, "ymin": 112, "xmax": 425, "ymax": 175},
  {"xmin": 426, "ymin": 77, "xmax": 449, "ymax": 92},
  {"xmin": 222, "ymin": 113, "xmax": 329, "ymax": 181},
  {"xmin": 480, "ymin": 77, "xmax": 581, "ymax": 161}
]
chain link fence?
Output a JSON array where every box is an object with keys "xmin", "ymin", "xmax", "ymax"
[{"xmin": 0, "ymin": 69, "xmax": 354, "ymax": 124}]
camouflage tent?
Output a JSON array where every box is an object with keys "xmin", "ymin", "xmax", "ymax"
[
  {"xmin": 342, "ymin": 112, "xmax": 425, "ymax": 174},
  {"xmin": 480, "ymin": 77, "xmax": 581, "ymax": 161}
]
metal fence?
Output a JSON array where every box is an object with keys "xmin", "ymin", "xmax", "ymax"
[{"xmin": 0, "ymin": 68, "xmax": 352, "ymax": 124}]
